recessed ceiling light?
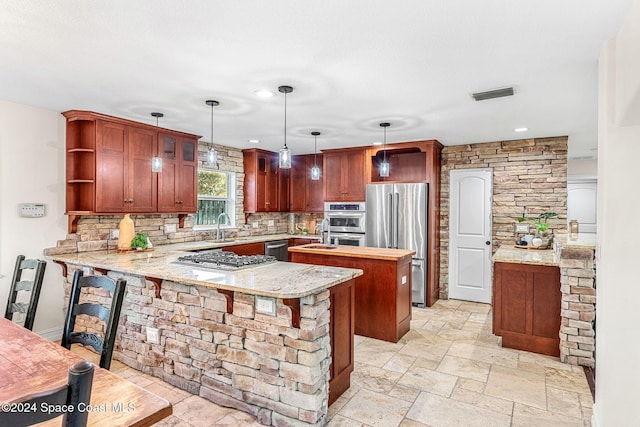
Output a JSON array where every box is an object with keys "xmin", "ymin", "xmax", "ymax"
[
  {"xmin": 254, "ymin": 90, "xmax": 275, "ymax": 98},
  {"xmin": 372, "ymin": 142, "xmax": 383, "ymax": 146},
  {"xmin": 248, "ymin": 139, "xmax": 260, "ymax": 143},
  {"xmin": 514, "ymin": 127, "xmax": 528, "ymax": 132}
]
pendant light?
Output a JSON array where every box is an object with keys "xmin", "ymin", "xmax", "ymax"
[
  {"xmin": 151, "ymin": 112, "xmax": 164, "ymax": 172},
  {"xmin": 278, "ymin": 85, "xmax": 293, "ymax": 169},
  {"xmin": 310, "ymin": 131, "xmax": 321, "ymax": 180},
  {"xmin": 205, "ymin": 100, "xmax": 219, "ymax": 167},
  {"xmin": 379, "ymin": 122, "xmax": 390, "ymax": 177}
]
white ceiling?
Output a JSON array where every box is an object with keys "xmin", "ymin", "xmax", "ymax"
[{"xmin": 0, "ymin": 1, "xmax": 632, "ymax": 159}]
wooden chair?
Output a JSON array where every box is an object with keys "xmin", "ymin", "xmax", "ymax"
[
  {"xmin": 61, "ymin": 271, "xmax": 126, "ymax": 370},
  {"xmin": 0, "ymin": 360, "xmax": 94, "ymax": 427},
  {"xmin": 4, "ymin": 255, "xmax": 47, "ymax": 331}
]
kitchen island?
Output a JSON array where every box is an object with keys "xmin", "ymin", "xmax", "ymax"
[
  {"xmin": 288, "ymin": 244, "xmax": 415, "ymax": 343},
  {"xmin": 50, "ymin": 242, "xmax": 362, "ymax": 427}
]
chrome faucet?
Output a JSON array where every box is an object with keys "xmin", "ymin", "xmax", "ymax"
[
  {"xmin": 320, "ymin": 218, "xmax": 336, "ymax": 246},
  {"xmin": 216, "ymin": 213, "xmax": 231, "ymax": 240}
]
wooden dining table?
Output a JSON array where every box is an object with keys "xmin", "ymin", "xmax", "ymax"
[{"xmin": 0, "ymin": 318, "xmax": 172, "ymax": 426}]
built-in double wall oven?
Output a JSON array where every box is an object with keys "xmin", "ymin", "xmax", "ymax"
[{"xmin": 324, "ymin": 202, "xmax": 366, "ymax": 246}]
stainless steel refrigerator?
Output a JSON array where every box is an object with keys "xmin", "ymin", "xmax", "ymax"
[{"xmin": 365, "ymin": 183, "xmax": 428, "ymax": 306}]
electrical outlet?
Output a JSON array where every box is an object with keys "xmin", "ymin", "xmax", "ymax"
[
  {"xmin": 268, "ymin": 220, "xmax": 275, "ymax": 226},
  {"xmin": 255, "ymin": 296, "xmax": 276, "ymax": 316},
  {"xmin": 146, "ymin": 327, "xmax": 160, "ymax": 344},
  {"xmin": 110, "ymin": 229, "xmax": 119, "ymax": 239},
  {"xmin": 515, "ymin": 223, "xmax": 529, "ymax": 233},
  {"xmin": 252, "ymin": 222, "xmax": 259, "ymax": 228},
  {"xmin": 165, "ymin": 224, "xmax": 177, "ymax": 233}
]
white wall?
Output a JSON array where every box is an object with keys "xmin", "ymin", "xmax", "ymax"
[
  {"xmin": 595, "ymin": 1, "xmax": 640, "ymax": 425},
  {"xmin": 567, "ymin": 159, "xmax": 597, "ymax": 178},
  {"xmin": 0, "ymin": 99, "xmax": 68, "ymax": 337}
]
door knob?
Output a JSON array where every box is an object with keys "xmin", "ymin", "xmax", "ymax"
[{"xmin": 485, "ymin": 241, "xmax": 491, "ymax": 245}]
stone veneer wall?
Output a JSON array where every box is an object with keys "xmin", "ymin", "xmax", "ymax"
[
  {"xmin": 439, "ymin": 137, "xmax": 568, "ymax": 299},
  {"xmin": 556, "ymin": 245, "xmax": 596, "ymax": 367},
  {"xmin": 61, "ymin": 265, "xmax": 332, "ymax": 426},
  {"xmin": 48, "ymin": 142, "xmax": 294, "ymax": 255}
]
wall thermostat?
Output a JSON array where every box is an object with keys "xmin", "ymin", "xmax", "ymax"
[{"xmin": 19, "ymin": 203, "xmax": 46, "ymax": 218}]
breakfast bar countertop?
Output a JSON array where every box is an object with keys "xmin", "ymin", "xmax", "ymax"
[
  {"xmin": 49, "ymin": 242, "xmax": 362, "ymax": 299},
  {"xmin": 492, "ymin": 244, "xmax": 559, "ymax": 266}
]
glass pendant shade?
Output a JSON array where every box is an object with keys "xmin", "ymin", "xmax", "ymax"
[
  {"xmin": 206, "ymin": 147, "xmax": 217, "ymax": 165},
  {"xmin": 311, "ymin": 164, "xmax": 320, "ymax": 180},
  {"xmin": 278, "ymin": 85, "xmax": 293, "ymax": 169},
  {"xmin": 379, "ymin": 122, "xmax": 390, "ymax": 177},
  {"xmin": 205, "ymin": 100, "xmax": 219, "ymax": 167},
  {"xmin": 310, "ymin": 131, "xmax": 321, "ymax": 180},
  {"xmin": 379, "ymin": 160, "xmax": 390, "ymax": 177},
  {"xmin": 151, "ymin": 112, "xmax": 164, "ymax": 172},
  {"xmin": 151, "ymin": 156, "xmax": 163, "ymax": 172},
  {"xmin": 279, "ymin": 146, "xmax": 291, "ymax": 169}
]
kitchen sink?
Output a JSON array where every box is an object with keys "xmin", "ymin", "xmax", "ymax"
[{"xmin": 208, "ymin": 238, "xmax": 250, "ymax": 244}]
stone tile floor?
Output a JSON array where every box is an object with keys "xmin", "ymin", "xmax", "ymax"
[{"xmin": 75, "ymin": 299, "xmax": 594, "ymax": 426}]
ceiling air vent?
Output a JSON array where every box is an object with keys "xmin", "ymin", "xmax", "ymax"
[{"xmin": 471, "ymin": 87, "xmax": 514, "ymax": 101}]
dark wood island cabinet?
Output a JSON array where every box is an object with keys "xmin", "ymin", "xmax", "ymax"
[
  {"xmin": 289, "ymin": 245, "xmax": 415, "ymax": 343},
  {"xmin": 492, "ymin": 247, "xmax": 561, "ymax": 357}
]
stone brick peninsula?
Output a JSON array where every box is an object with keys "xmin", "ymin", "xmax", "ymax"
[{"xmin": 50, "ymin": 242, "xmax": 362, "ymax": 426}]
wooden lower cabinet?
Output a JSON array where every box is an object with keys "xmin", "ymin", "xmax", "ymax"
[
  {"xmin": 328, "ymin": 278, "xmax": 355, "ymax": 405},
  {"xmin": 492, "ymin": 262, "xmax": 561, "ymax": 357},
  {"xmin": 220, "ymin": 242, "xmax": 265, "ymax": 256},
  {"xmin": 289, "ymin": 252, "xmax": 412, "ymax": 343}
]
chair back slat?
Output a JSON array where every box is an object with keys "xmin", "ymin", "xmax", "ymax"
[
  {"xmin": 14, "ymin": 280, "xmax": 34, "ymax": 292},
  {"xmin": 69, "ymin": 331, "xmax": 104, "ymax": 353},
  {"xmin": 20, "ymin": 259, "xmax": 42, "ymax": 270},
  {"xmin": 72, "ymin": 302, "xmax": 111, "ymax": 323},
  {"xmin": 79, "ymin": 275, "xmax": 117, "ymax": 293},
  {"xmin": 10, "ymin": 302, "xmax": 29, "ymax": 314},
  {"xmin": 4, "ymin": 255, "xmax": 47, "ymax": 331}
]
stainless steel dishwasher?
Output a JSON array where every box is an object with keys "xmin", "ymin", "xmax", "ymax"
[{"xmin": 264, "ymin": 239, "xmax": 289, "ymax": 261}]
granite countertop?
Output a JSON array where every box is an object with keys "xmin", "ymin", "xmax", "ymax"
[
  {"xmin": 49, "ymin": 242, "xmax": 361, "ymax": 299},
  {"xmin": 288, "ymin": 244, "xmax": 415, "ymax": 261},
  {"xmin": 554, "ymin": 232, "xmax": 596, "ymax": 250},
  {"xmin": 493, "ymin": 245, "xmax": 558, "ymax": 266}
]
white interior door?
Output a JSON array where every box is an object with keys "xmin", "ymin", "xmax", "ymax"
[
  {"xmin": 448, "ymin": 169, "xmax": 493, "ymax": 303},
  {"xmin": 567, "ymin": 180, "xmax": 597, "ymax": 233}
]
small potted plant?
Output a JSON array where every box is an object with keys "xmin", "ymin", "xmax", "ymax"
[
  {"xmin": 517, "ymin": 212, "xmax": 558, "ymax": 248},
  {"xmin": 130, "ymin": 232, "xmax": 149, "ymax": 250}
]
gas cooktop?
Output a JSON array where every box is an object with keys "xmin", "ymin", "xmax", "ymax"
[{"xmin": 175, "ymin": 251, "xmax": 277, "ymax": 271}]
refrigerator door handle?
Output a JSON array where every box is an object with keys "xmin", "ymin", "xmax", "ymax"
[
  {"xmin": 393, "ymin": 192, "xmax": 400, "ymax": 248},
  {"xmin": 387, "ymin": 192, "xmax": 394, "ymax": 248}
]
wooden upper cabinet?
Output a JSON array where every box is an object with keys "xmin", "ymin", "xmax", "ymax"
[
  {"xmin": 306, "ymin": 155, "xmax": 324, "ymax": 212},
  {"xmin": 368, "ymin": 140, "xmax": 442, "ymax": 184},
  {"xmin": 157, "ymin": 134, "xmax": 197, "ymax": 212},
  {"xmin": 290, "ymin": 154, "xmax": 324, "ymax": 212},
  {"xmin": 243, "ymin": 148, "xmax": 289, "ymax": 213},
  {"xmin": 62, "ymin": 110, "xmax": 200, "ymax": 232},
  {"xmin": 323, "ymin": 148, "xmax": 366, "ymax": 202},
  {"xmin": 94, "ymin": 121, "xmax": 157, "ymax": 213}
]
